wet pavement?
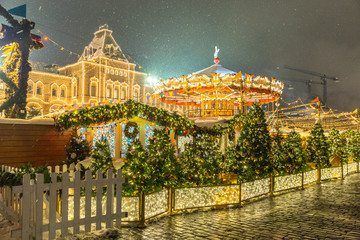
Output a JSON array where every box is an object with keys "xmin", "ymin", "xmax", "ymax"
[{"xmin": 118, "ymin": 173, "xmax": 360, "ymax": 239}]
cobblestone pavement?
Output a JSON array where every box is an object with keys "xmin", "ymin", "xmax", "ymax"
[{"xmin": 117, "ymin": 174, "xmax": 360, "ymax": 240}]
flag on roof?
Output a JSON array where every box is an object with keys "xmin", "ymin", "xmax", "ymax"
[{"xmin": 312, "ymin": 97, "xmax": 319, "ymax": 103}]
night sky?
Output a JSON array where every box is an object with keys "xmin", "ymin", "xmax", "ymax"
[{"xmin": 1, "ymin": 0, "xmax": 360, "ymax": 111}]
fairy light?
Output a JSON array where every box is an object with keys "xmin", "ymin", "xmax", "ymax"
[
  {"xmin": 145, "ymin": 189, "xmax": 168, "ymax": 219},
  {"xmin": 274, "ymin": 173, "xmax": 302, "ymax": 192},
  {"xmin": 174, "ymin": 185, "xmax": 240, "ymax": 210},
  {"xmin": 242, "ymin": 178, "xmax": 270, "ymax": 201},
  {"xmin": 321, "ymin": 167, "xmax": 342, "ymax": 180}
]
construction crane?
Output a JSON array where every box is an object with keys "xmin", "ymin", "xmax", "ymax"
[
  {"xmin": 284, "ymin": 65, "xmax": 339, "ymax": 105},
  {"xmin": 282, "ymin": 78, "xmax": 322, "ymax": 100}
]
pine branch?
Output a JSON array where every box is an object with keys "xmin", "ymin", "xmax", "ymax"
[{"xmin": 0, "ymin": 71, "xmax": 18, "ymax": 90}]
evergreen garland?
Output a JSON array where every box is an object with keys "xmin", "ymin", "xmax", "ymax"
[{"xmin": 306, "ymin": 123, "xmax": 330, "ymax": 168}]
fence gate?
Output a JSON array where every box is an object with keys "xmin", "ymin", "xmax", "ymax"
[{"xmin": 10, "ymin": 169, "xmax": 125, "ymax": 240}]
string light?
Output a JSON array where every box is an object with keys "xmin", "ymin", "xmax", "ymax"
[{"xmin": 36, "ymin": 29, "xmax": 81, "ymax": 58}]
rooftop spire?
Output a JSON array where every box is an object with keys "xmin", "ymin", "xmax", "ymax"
[{"xmin": 214, "ymin": 46, "xmax": 220, "ymax": 64}]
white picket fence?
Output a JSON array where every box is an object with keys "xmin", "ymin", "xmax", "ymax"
[{"xmin": 0, "ymin": 166, "xmax": 125, "ymax": 239}]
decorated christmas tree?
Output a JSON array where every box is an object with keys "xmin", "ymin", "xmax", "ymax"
[
  {"xmin": 281, "ymin": 131, "xmax": 308, "ymax": 173},
  {"xmin": 346, "ymin": 130, "xmax": 360, "ymax": 162},
  {"xmin": 270, "ymin": 130, "xmax": 287, "ymax": 175},
  {"xmin": 91, "ymin": 138, "xmax": 115, "ymax": 175},
  {"xmin": 122, "ymin": 139, "xmax": 152, "ymax": 195},
  {"xmin": 236, "ymin": 104, "xmax": 271, "ymax": 181},
  {"xmin": 328, "ymin": 128, "xmax": 347, "ymax": 165},
  {"xmin": 147, "ymin": 128, "xmax": 180, "ymax": 188},
  {"xmin": 180, "ymin": 133, "xmax": 222, "ymax": 186},
  {"xmin": 65, "ymin": 130, "xmax": 91, "ymax": 164},
  {"xmin": 306, "ymin": 123, "xmax": 330, "ymax": 168}
]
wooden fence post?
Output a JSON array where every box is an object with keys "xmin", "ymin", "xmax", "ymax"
[
  {"xmin": 35, "ymin": 174, "xmax": 44, "ymax": 240},
  {"xmin": 106, "ymin": 170, "xmax": 114, "ymax": 229},
  {"xmin": 49, "ymin": 173, "xmax": 58, "ymax": 240},
  {"xmin": 73, "ymin": 171, "xmax": 81, "ymax": 235},
  {"xmin": 61, "ymin": 172, "xmax": 70, "ymax": 236},
  {"xmin": 21, "ymin": 174, "xmax": 31, "ymax": 240},
  {"xmin": 239, "ymin": 182, "xmax": 242, "ymax": 207},
  {"xmin": 138, "ymin": 191, "xmax": 146, "ymax": 228},
  {"xmin": 168, "ymin": 187, "xmax": 174, "ymax": 215},
  {"xmin": 115, "ymin": 169, "xmax": 124, "ymax": 227},
  {"xmin": 301, "ymin": 171, "xmax": 304, "ymax": 190},
  {"xmin": 269, "ymin": 173, "xmax": 274, "ymax": 196},
  {"xmin": 317, "ymin": 165, "xmax": 321, "ymax": 184},
  {"xmin": 84, "ymin": 170, "xmax": 92, "ymax": 232}
]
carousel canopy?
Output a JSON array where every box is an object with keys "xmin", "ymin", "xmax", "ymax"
[{"xmin": 154, "ymin": 47, "xmax": 284, "ymax": 107}]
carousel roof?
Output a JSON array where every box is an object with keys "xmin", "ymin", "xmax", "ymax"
[
  {"xmin": 154, "ymin": 47, "xmax": 284, "ymax": 107},
  {"xmin": 190, "ymin": 63, "xmax": 238, "ymax": 78}
]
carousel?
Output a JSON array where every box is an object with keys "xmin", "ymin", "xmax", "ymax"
[{"xmin": 153, "ymin": 47, "xmax": 284, "ymax": 120}]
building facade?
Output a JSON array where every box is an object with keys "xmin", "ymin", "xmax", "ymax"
[{"xmin": 1, "ymin": 25, "xmax": 154, "ymax": 115}]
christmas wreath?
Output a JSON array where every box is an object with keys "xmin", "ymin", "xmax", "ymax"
[{"xmin": 124, "ymin": 121, "xmax": 139, "ymax": 139}]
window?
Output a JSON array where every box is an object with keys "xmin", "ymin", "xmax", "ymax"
[
  {"xmin": 115, "ymin": 70, "xmax": 118, "ymax": 75},
  {"xmin": 36, "ymin": 86, "xmax": 42, "ymax": 95},
  {"xmin": 73, "ymin": 86, "xmax": 77, "ymax": 97},
  {"xmin": 134, "ymin": 90, "xmax": 138, "ymax": 100},
  {"xmin": 91, "ymin": 85, "xmax": 96, "ymax": 97},
  {"xmin": 106, "ymin": 87, "xmax": 111, "ymax": 98},
  {"xmin": 52, "ymin": 88, "xmax": 57, "ymax": 97},
  {"xmin": 61, "ymin": 89, "xmax": 65, "ymax": 98},
  {"xmin": 111, "ymin": 69, "xmax": 114, "ymax": 75},
  {"xmin": 114, "ymin": 88, "xmax": 119, "ymax": 99},
  {"xmin": 106, "ymin": 68, "xmax": 109, "ymax": 74},
  {"xmin": 119, "ymin": 71, "xmax": 123, "ymax": 76},
  {"xmin": 124, "ymin": 72, "xmax": 127, "ymax": 77},
  {"xmin": 27, "ymin": 85, "xmax": 32, "ymax": 93},
  {"xmin": 121, "ymin": 88, "xmax": 126, "ymax": 100}
]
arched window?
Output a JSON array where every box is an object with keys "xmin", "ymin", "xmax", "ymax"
[
  {"xmin": 27, "ymin": 85, "xmax": 32, "ymax": 94},
  {"xmin": 36, "ymin": 86, "xmax": 42, "ymax": 95},
  {"xmin": 121, "ymin": 88, "xmax": 126, "ymax": 100},
  {"xmin": 61, "ymin": 89, "xmax": 65, "ymax": 98},
  {"xmin": 106, "ymin": 86, "xmax": 112, "ymax": 98},
  {"xmin": 52, "ymin": 88, "xmax": 57, "ymax": 97},
  {"xmin": 114, "ymin": 88, "xmax": 119, "ymax": 99},
  {"xmin": 73, "ymin": 85, "xmax": 77, "ymax": 97}
]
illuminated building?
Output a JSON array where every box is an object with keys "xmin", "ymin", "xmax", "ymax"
[{"xmin": 1, "ymin": 24, "xmax": 152, "ymax": 115}]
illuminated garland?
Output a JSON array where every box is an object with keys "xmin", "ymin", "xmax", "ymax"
[{"xmin": 54, "ymin": 100, "xmax": 245, "ymax": 137}]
